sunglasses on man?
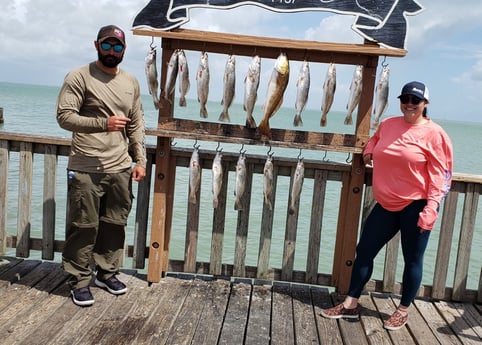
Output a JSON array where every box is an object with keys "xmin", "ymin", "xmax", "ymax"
[
  {"xmin": 399, "ymin": 95, "xmax": 423, "ymax": 105},
  {"xmin": 100, "ymin": 42, "xmax": 124, "ymax": 53}
]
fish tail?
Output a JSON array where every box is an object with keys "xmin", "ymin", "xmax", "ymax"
[
  {"xmin": 344, "ymin": 115, "xmax": 353, "ymax": 125},
  {"xmin": 213, "ymin": 198, "xmax": 218, "ymax": 208},
  {"xmin": 245, "ymin": 115, "xmax": 257, "ymax": 129},
  {"xmin": 179, "ymin": 96, "xmax": 186, "ymax": 107},
  {"xmin": 288, "ymin": 205, "xmax": 296, "ymax": 215},
  {"xmin": 293, "ymin": 114, "xmax": 303, "ymax": 127},
  {"xmin": 218, "ymin": 110, "xmax": 230, "ymax": 122},
  {"xmin": 200, "ymin": 105, "xmax": 208, "ymax": 118},
  {"xmin": 189, "ymin": 192, "xmax": 197, "ymax": 204},
  {"xmin": 320, "ymin": 115, "xmax": 327, "ymax": 127},
  {"xmin": 257, "ymin": 118, "xmax": 271, "ymax": 138},
  {"xmin": 234, "ymin": 199, "xmax": 242, "ymax": 211}
]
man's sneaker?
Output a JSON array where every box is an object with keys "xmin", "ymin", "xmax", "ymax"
[
  {"xmin": 95, "ymin": 275, "xmax": 128, "ymax": 295},
  {"xmin": 384, "ymin": 309, "xmax": 408, "ymax": 330},
  {"xmin": 320, "ymin": 303, "xmax": 360, "ymax": 319},
  {"xmin": 71, "ymin": 287, "xmax": 95, "ymax": 307}
]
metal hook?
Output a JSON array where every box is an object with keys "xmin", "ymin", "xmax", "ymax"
[
  {"xmin": 239, "ymin": 144, "xmax": 246, "ymax": 155},
  {"xmin": 381, "ymin": 56, "xmax": 388, "ymax": 67},
  {"xmin": 322, "ymin": 151, "xmax": 328, "ymax": 162},
  {"xmin": 193, "ymin": 139, "xmax": 200, "ymax": 150},
  {"xmin": 170, "ymin": 139, "xmax": 177, "ymax": 147},
  {"xmin": 150, "ymin": 37, "xmax": 156, "ymax": 49},
  {"xmin": 215, "ymin": 142, "xmax": 223, "ymax": 152},
  {"xmin": 297, "ymin": 148, "xmax": 303, "ymax": 160},
  {"xmin": 267, "ymin": 145, "xmax": 274, "ymax": 158},
  {"xmin": 346, "ymin": 153, "xmax": 352, "ymax": 163}
]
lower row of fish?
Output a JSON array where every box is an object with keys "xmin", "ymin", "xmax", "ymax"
[
  {"xmin": 145, "ymin": 48, "xmax": 390, "ymax": 137},
  {"xmin": 188, "ymin": 148, "xmax": 305, "ymax": 214}
]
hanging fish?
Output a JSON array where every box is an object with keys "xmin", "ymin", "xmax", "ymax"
[
  {"xmin": 178, "ymin": 49, "xmax": 190, "ymax": 107},
  {"xmin": 234, "ymin": 151, "xmax": 247, "ymax": 210},
  {"xmin": 196, "ymin": 52, "xmax": 210, "ymax": 118},
  {"xmin": 219, "ymin": 55, "xmax": 236, "ymax": 122},
  {"xmin": 263, "ymin": 154, "xmax": 274, "ymax": 211},
  {"xmin": 293, "ymin": 61, "xmax": 310, "ymax": 127},
  {"xmin": 345, "ymin": 65, "xmax": 363, "ymax": 125},
  {"xmin": 212, "ymin": 151, "xmax": 223, "ymax": 208},
  {"xmin": 188, "ymin": 146, "xmax": 201, "ymax": 204},
  {"xmin": 257, "ymin": 53, "xmax": 290, "ymax": 139},
  {"xmin": 163, "ymin": 49, "xmax": 179, "ymax": 103},
  {"xmin": 145, "ymin": 47, "xmax": 159, "ymax": 110},
  {"xmin": 320, "ymin": 63, "xmax": 336, "ymax": 127},
  {"xmin": 288, "ymin": 158, "xmax": 304, "ymax": 215},
  {"xmin": 243, "ymin": 55, "xmax": 261, "ymax": 129},
  {"xmin": 372, "ymin": 66, "xmax": 390, "ymax": 129}
]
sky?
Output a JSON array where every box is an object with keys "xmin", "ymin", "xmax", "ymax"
[{"xmin": 1, "ymin": 0, "xmax": 482, "ymax": 123}]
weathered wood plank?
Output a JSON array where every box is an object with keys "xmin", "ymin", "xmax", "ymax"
[
  {"xmin": 233, "ymin": 161, "xmax": 253, "ymax": 277},
  {"xmin": 413, "ymin": 298, "xmax": 462, "ymax": 345},
  {"xmin": 281, "ymin": 164, "xmax": 302, "ymax": 281},
  {"xmin": 271, "ymin": 282, "xmax": 295, "ymax": 345},
  {"xmin": 147, "ymin": 120, "xmax": 365, "ymax": 154},
  {"xmin": 190, "ymin": 278, "xmax": 231, "ymax": 344},
  {"xmin": 17, "ymin": 141, "xmax": 33, "ymax": 257},
  {"xmin": 132, "ymin": 276, "xmax": 193, "ymax": 344},
  {"xmin": 257, "ymin": 161, "xmax": 278, "ymax": 280},
  {"xmin": 292, "ymin": 284, "xmax": 319, "ymax": 345},
  {"xmin": 245, "ymin": 284, "xmax": 272, "ymax": 345},
  {"xmin": 435, "ymin": 300, "xmax": 482, "ymax": 345},
  {"xmin": 218, "ymin": 282, "xmax": 251, "ymax": 344},
  {"xmin": 312, "ymin": 288, "xmax": 344, "ymax": 345},
  {"xmin": 433, "ymin": 190, "xmax": 459, "ymax": 299},
  {"xmin": 0, "ymin": 140, "xmax": 8, "ymax": 255},
  {"xmin": 210, "ymin": 158, "xmax": 229, "ymax": 276},
  {"xmin": 383, "ymin": 232, "xmax": 400, "ymax": 292},
  {"xmin": 357, "ymin": 293, "xmax": 392, "ymax": 345},
  {"xmin": 42, "ymin": 144, "xmax": 57, "ymax": 260},
  {"xmin": 132, "ymin": 153, "xmax": 153, "ymax": 269},
  {"xmin": 306, "ymin": 169, "xmax": 327, "ymax": 284},
  {"xmin": 453, "ymin": 183, "xmax": 479, "ymax": 301}
]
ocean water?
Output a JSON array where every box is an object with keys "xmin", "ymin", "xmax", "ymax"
[{"xmin": 1, "ymin": 81, "xmax": 481, "ymax": 289}]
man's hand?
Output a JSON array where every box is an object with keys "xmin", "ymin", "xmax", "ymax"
[
  {"xmin": 107, "ymin": 116, "xmax": 131, "ymax": 131},
  {"xmin": 132, "ymin": 166, "xmax": 146, "ymax": 182}
]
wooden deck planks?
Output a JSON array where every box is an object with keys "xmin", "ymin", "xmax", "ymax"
[{"xmin": 0, "ymin": 258, "xmax": 480, "ymax": 345}]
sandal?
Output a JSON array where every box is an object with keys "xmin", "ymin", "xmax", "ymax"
[{"xmin": 384, "ymin": 309, "xmax": 408, "ymax": 330}]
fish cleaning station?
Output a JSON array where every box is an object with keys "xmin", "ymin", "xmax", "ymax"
[{"xmin": 0, "ymin": 1, "xmax": 481, "ymax": 344}]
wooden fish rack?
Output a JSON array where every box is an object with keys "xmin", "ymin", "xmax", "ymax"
[{"xmin": 133, "ymin": 28, "xmax": 406, "ymax": 292}]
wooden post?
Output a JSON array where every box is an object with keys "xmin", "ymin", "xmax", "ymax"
[
  {"xmin": 0, "ymin": 107, "xmax": 4, "ymax": 124},
  {"xmin": 146, "ymin": 43, "xmax": 177, "ymax": 282},
  {"xmin": 332, "ymin": 56, "xmax": 377, "ymax": 293}
]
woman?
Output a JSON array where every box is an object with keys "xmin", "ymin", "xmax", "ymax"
[{"xmin": 320, "ymin": 81, "xmax": 453, "ymax": 330}]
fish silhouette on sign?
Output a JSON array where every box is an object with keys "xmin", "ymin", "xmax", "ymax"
[{"xmin": 133, "ymin": 0, "xmax": 424, "ymax": 49}]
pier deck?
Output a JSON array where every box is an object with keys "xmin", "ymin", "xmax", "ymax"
[{"xmin": 1, "ymin": 258, "xmax": 480, "ymax": 345}]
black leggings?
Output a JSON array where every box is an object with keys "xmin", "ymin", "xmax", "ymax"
[{"xmin": 348, "ymin": 200, "xmax": 431, "ymax": 307}]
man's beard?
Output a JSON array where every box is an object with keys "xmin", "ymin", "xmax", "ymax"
[{"xmin": 98, "ymin": 52, "xmax": 123, "ymax": 68}]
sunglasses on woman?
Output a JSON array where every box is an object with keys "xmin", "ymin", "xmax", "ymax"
[
  {"xmin": 400, "ymin": 95, "xmax": 423, "ymax": 105},
  {"xmin": 100, "ymin": 42, "xmax": 124, "ymax": 53}
]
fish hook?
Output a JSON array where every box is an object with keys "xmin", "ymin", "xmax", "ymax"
[
  {"xmin": 381, "ymin": 56, "xmax": 388, "ymax": 68},
  {"xmin": 193, "ymin": 139, "xmax": 200, "ymax": 150},
  {"xmin": 297, "ymin": 148, "xmax": 303, "ymax": 160},
  {"xmin": 170, "ymin": 139, "xmax": 177, "ymax": 147},
  {"xmin": 322, "ymin": 151, "xmax": 328, "ymax": 162},
  {"xmin": 150, "ymin": 37, "xmax": 156, "ymax": 49},
  {"xmin": 215, "ymin": 142, "xmax": 223, "ymax": 152},
  {"xmin": 346, "ymin": 153, "xmax": 352, "ymax": 164},
  {"xmin": 239, "ymin": 144, "xmax": 246, "ymax": 155},
  {"xmin": 267, "ymin": 145, "xmax": 274, "ymax": 158}
]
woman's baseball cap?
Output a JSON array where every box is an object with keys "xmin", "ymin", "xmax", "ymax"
[
  {"xmin": 398, "ymin": 81, "xmax": 429, "ymax": 101},
  {"xmin": 97, "ymin": 25, "xmax": 126, "ymax": 46}
]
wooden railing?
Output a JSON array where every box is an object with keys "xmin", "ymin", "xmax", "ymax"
[{"xmin": 0, "ymin": 132, "xmax": 481, "ymax": 303}]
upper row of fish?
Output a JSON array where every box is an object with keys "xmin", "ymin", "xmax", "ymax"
[{"xmin": 145, "ymin": 48, "xmax": 390, "ymax": 136}]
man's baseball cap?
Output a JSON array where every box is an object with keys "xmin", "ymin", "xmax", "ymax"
[
  {"xmin": 97, "ymin": 25, "xmax": 126, "ymax": 45},
  {"xmin": 398, "ymin": 81, "xmax": 429, "ymax": 101}
]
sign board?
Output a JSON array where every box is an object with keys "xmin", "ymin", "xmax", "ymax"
[{"xmin": 133, "ymin": 0, "xmax": 424, "ymax": 50}]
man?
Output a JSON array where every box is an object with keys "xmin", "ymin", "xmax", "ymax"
[{"xmin": 57, "ymin": 25, "xmax": 147, "ymax": 306}]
